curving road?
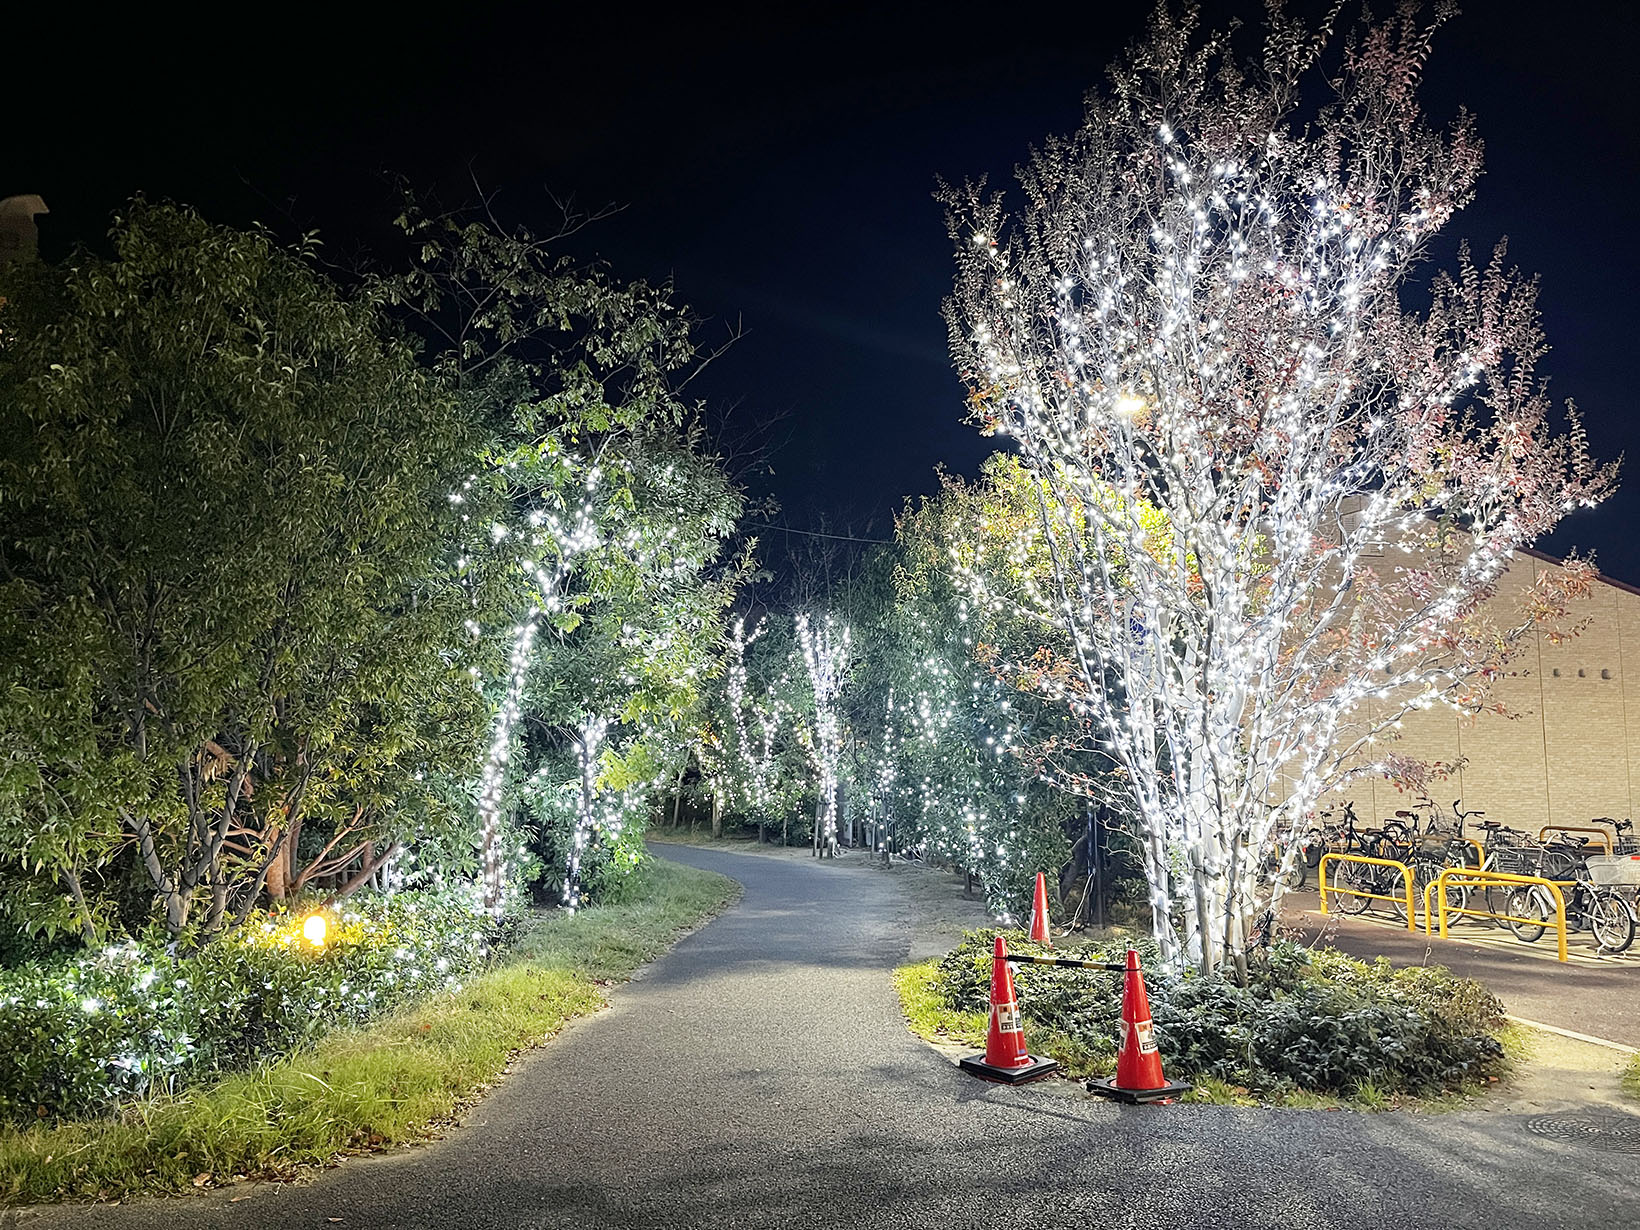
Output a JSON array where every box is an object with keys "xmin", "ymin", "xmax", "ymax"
[{"xmin": 24, "ymin": 845, "xmax": 1637, "ymax": 1230}]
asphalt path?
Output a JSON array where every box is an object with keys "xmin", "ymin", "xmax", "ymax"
[{"xmin": 24, "ymin": 846, "xmax": 1638, "ymax": 1230}]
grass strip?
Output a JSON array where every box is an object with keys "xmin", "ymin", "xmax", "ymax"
[
  {"xmin": 649, "ymin": 830, "xmax": 774, "ymax": 849},
  {"xmin": 0, "ymin": 857, "xmax": 738, "ymax": 1206},
  {"xmin": 1623, "ymin": 1054, "xmax": 1640, "ymax": 1103}
]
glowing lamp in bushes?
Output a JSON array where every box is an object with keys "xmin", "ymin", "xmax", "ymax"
[{"xmin": 303, "ymin": 913, "xmax": 328, "ymax": 948}]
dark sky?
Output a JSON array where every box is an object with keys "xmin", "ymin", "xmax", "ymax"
[{"xmin": 10, "ymin": 2, "xmax": 1640, "ymax": 572}]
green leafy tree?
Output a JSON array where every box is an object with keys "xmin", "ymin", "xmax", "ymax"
[
  {"xmin": 377, "ymin": 197, "xmax": 750, "ymax": 911},
  {"xmin": 0, "ymin": 202, "xmax": 504, "ymax": 940},
  {"xmin": 516, "ymin": 431, "xmax": 746, "ymax": 908}
]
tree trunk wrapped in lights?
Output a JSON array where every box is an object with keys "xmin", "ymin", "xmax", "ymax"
[
  {"xmin": 715, "ymin": 616, "xmax": 791, "ymax": 832},
  {"xmin": 941, "ymin": 4, "xmax": 1614, "ymax": 974},
  {"xmin": 562, "ymin": 716, "xmax": 610, "ymax": 913},
  {"xmin": 477, "ymin": 619, "xmax": 541, "ymax": 914},
  {"xmin": 475, "ymin": 494, "xmax": 602, "ymax": 915},
  {"xmin": 796, "ymin": 613, "xmax": 851, "ymax": 858}
]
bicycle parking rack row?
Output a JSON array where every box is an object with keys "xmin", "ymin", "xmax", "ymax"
[
  {"xmin": 1422, "ymin": 868, "xmax": 1569, "ymax": 964},
  {"xmin": 1318, "ymin": 852, "xmax": 1572, "ymax": 962}
]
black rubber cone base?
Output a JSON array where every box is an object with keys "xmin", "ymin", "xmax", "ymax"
[
  {"xmin": 1086, "ymin": 1076, "xmax": 1193, "ymax": 1104},
  {"xmin": 958, "ymin": 1053, "xmax": 1061, "ymax": 1085}
]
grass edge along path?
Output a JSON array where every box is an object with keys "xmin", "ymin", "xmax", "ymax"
[
  {"xmin": 0, "ymin": 858, "xmax": 740, "ymax": 1207},
  {"xmin": 893, "ymin": 958, "xmax": 1522, "ymax": 1111},
  {"xmin": 1624, "ymin": 1054, "xmax": 1640, "ymax": 1103}
]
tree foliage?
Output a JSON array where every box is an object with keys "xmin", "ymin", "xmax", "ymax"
[{"xmin": 0, "ymin": 203, "xmax": 503, "ymax": 942}]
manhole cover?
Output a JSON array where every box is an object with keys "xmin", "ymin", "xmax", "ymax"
[{"xmin": 1525, "ymin": 1112, "xmax": 1640, "ymax": 1154}]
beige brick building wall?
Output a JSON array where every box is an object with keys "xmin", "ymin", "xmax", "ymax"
[{"xmin": 1323, "ymin": 549, "xmax": 1637, "ymax": 835}]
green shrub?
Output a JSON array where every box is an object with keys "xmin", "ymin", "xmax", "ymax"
[
  {"xmin": 931, "ymin": 931, "xmax": 1504, "ymax": 1096},
  {"xmin": 0, "ymin": 893, "xmax": 511, "ymax": 1124}
]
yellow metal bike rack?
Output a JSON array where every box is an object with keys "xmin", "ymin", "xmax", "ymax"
[
  {"xmin": 1538, "ymin": 825, "xmax": 1614, "ymax": 854},
  {"xmin": 1319, "ymin": 852, "xmax": 1417, "ymax": 931},
  {"xmin": 1424, "ymin": 868, "xmax": 1569, "ymax": 963}
]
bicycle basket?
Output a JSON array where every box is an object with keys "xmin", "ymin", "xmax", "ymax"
[
  {"xmin": 1493, "ymin": 847, "xmax": 1539, "ymax": 876},
  {"xmin": 1586, "ymin": 854, "xmax": 1640, "ymax": 886}
]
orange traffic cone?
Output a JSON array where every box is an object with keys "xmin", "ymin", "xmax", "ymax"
[
  {"xmin": 1086, "ymin": 947, "xmax": 1192, "ymax": 1103},
  {"xmin": 1029, "ymin": 872, "xmax": 1052, "ymax": 946},
  {"xmin": 958, "ymin": 936, "xmax": 1060, "ymax": 1085}
]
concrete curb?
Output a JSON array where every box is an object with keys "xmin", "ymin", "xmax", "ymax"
[{"xmin": 1506, "ymin": 1015, "xmax": 1639, "ymax": 1055}]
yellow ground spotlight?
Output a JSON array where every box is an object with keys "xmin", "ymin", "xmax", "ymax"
[{"xmin": 303, "ymin": 913, "xmax": 328, "ymax": 948}]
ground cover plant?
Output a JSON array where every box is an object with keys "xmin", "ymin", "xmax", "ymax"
[
  {"xmin": 0, "ymin": 895, "xmax": 511, "ymax": 1124},
  {"xmin": 0, "ymin": 857, "xmax": 736, "ymax": 1205},
  {"xmin": 903, "ymin": 931, "xmax": 1506, "ymax": 1103}
]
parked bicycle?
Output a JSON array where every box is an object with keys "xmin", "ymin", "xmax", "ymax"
[
  {"xmin": 1582, "ymin": 818, "xmax": 1640, "ymax": 939},
  {"xmin": 1305, "ymin": 801, "xmax": 1376, "ymax": 868},
  {"xmin": 1402, "ymin": 800, "xmax": 1486, "ymax": 913},
  {"xmin": 1506, "ymin": 857, "xmax": 1633, "ymax": 954},
  {"xmin": 1377, "ymin": 794, "xmax": 1441, "ymax": 850},
  {"xmin": 1465, "ymin": 819, "xmax": 1540, "ymax": 922},
  {"xmin": 1329, "ymin": 848, "xmax": 1415, "ymax": 922}
]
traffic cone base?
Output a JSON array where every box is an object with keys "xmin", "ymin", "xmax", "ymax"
[
  {"xmin": 1084, "ymin": 1074, "xmax": 1192, "ymax": 1103},
  {"xmin": 960, "ymin": 1051, "xmax": 1061, "ymax": 1085}
]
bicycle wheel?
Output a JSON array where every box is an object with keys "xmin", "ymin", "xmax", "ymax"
[
  {"xmin": 1589, "ymin": 890, "xmax": 1635, "ymax": 954},
  {"xmin": 1376, "ymin": 864, "xmax": 1412, "ymax": 923},
  {"xmin": 1386, "ymin": 881, "xmax": 1409, "ymax": 924},
  {"xmin": 1437, "ymin": 881, "xmax": 1471, "ymax": 925},
  {"xmin": 1506, "ymin": 887, "xmax": 1550, "ymax": 943},
  {"xmin": 1408, "ymin": 857, "xmax": 1447, "ymax": 922},
  {"xmin": 1332, "ymin": 866, "xmax": 1371, "ymax": 915}
]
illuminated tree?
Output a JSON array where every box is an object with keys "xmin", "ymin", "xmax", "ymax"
[
  {"xmin": 942, "ymin": 4, "xmax": 1614, "ymax": 974},
  {"xmin": 515, "ymin": 432, "xmax": 744, "ymax": 911},
  {"xmin": 709, "ymin": 617, "xmax": 796, "ymax": 834},
  {"xmin": 380, "ymin": 198, "xmax": 745, "ymax": 913},
  {"xmin": 874, "ymin": 458, "xmax": 1085, "ymax": 914}
]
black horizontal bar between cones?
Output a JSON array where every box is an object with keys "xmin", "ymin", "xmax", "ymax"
[{"xmin": 1002, "ymin": 955, "xmax": 1126, "ymax": 971}]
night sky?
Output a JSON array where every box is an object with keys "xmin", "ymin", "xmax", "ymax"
[{"xmin": 10, "ymin": 2, "xmax": 1639, "ymax": 572}]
